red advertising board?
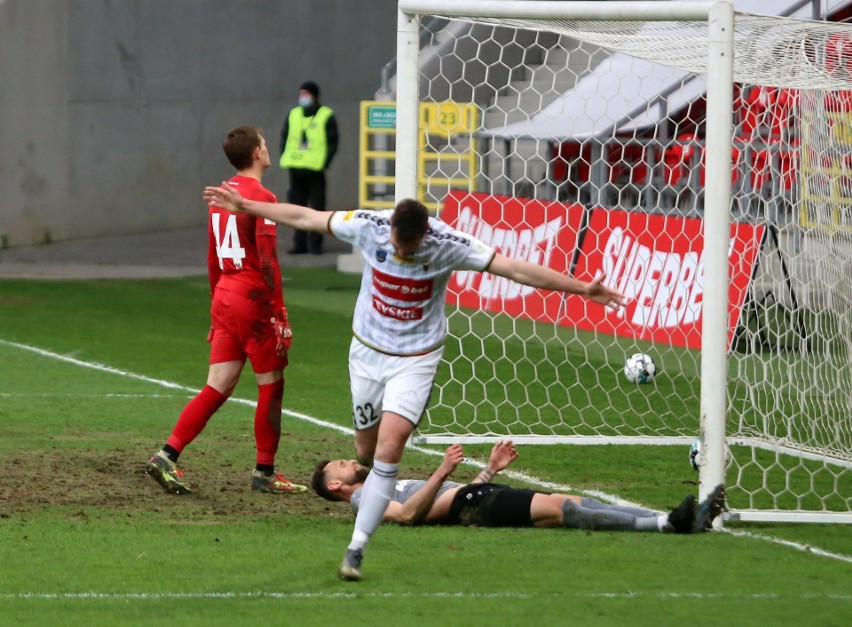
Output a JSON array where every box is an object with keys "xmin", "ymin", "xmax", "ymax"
[
  {"xmin": 441, "ymin": 190, "xmax": 585, "ymax": 319},
  {"xmin": 570, "ymin": 208, "xmax": 765, "ymax": 349},
  {"xmin": 441, "ymin": 191, "xmax": 766, "ymax": 350}
]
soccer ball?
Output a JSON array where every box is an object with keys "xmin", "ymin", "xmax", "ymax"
[
  {"xmin": 689, "ymin": 438, "xmax": 731, "ymax": 471},
  {"xmin": 623, "ymin": 353, "xmax": 656, "ymax": 384},
  {"xmin": 689, "ymin": 438, "xmax": 701, "ymax": 471}
]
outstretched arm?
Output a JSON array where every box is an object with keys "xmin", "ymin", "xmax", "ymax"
[
  {"xmin": 471, "ymin": 440, "xmax": 519, "ymax": 484},
  {"xmin": 203, "ymin": 184, "xmax": 332, "ymax": 233},
  {"xmin": 383, "ymin": 444, "xmax": 465, "ymax": 526},
  {"xmin": 487, "ymin": 253, "xmax": 625, "ymax": 310}
]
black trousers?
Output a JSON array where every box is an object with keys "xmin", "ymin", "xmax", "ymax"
[{"xmin": 287, "ymin": 168, "xmax": 327, "ymax": 253}]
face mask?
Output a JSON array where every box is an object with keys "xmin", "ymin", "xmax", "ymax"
[{"xmin": 299, "ymin": 95, "xmax": 314, "ymax": 108}]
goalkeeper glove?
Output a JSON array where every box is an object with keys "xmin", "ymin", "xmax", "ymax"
[{"xmin": 272, "ymin": 307, "xmax": 293, "ymax": 358}]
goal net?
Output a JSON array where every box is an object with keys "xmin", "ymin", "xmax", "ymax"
[{"xmin": 392, "ymin": 1, "xmax": 851, "ymax": 523}]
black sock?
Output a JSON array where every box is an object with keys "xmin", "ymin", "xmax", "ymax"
[
  {"xmin": 162, "ymin": 444, "xmax": 180, "ymax": 463},
  {"xmin": 256, "ymin": 464, "xmax": 274, "ymax": 475}
]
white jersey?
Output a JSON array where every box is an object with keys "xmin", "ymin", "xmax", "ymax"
[{"xmin": 330, "ymin": 209, "xmax": 495, "ymax": 355}]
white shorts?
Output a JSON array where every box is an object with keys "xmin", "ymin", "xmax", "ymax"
[{"xmin": 348, "ymin": 337, "xmax": 443, "ymax": 430}]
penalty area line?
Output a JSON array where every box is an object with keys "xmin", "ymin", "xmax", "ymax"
[
  {"xmin": 1, "ymin": 338, "xmax": 850, "ymax": 565},
  {"xmin": 1, "ymin": 590, "xmax": 850, "ymax": 602}
]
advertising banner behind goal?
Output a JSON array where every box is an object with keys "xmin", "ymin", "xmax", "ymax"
[
  {"xmin": 570, "ymin": 208, "xmax": 765, "ymax": 350},
  {"xmin": 442, "ymin": 190, "xmax": 584, "ymax": 321},
  {"xmin": 441, "ymin": 191, "xmax": 765, "ymax": 350}
]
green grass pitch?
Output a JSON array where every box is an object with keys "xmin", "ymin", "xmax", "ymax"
[{"xmin": 0, "ymin": 270, "xmax": 850, "ymax": 626}]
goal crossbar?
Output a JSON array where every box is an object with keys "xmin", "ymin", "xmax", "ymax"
[{"xmin": 399, "ymin": 0, "xmax": 718, "ymax": 23}]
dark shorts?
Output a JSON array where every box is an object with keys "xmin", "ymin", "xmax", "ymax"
[{"xmin": 446, "ymin": 483, "xmax": 543, "ymax": 528}]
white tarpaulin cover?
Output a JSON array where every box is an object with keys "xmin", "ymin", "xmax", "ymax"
[{"xmin": 480, "ymin": 0, "xmax": 852, "ymax": 140}]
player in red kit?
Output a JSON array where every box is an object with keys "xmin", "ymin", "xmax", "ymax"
[{"xmin": 145, "ymin": 125, "xmax": 307, "ymax": 495}]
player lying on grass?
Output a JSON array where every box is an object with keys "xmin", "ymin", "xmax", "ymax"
[{"xmin": 312, "ymin": 441, "xmax": 726, "ymax": 533}]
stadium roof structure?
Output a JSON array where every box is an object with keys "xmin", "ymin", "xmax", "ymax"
[{"xmin": 479, "ymin": 0, "xmax": 852, "ymax": 141}]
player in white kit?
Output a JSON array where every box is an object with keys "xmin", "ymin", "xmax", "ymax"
[{"xmin": 202, "ymin": 186, "xmax": 625, "ymax": 582}]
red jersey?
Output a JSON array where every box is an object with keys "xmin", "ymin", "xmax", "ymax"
[{"xmin": 207, "ymin": 175, "xmax": 284, "ymax": 311}]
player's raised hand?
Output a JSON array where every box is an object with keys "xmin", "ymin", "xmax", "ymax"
[
  {"xmin": 488, "ymin": 440, "xmax": 519, "ymax": 472},
  {"xmin": 203, "ymin": 183, "xmax": 244, "ymax": 213},
  {"xmin": 584, "ymin": 272, "xmax": 625, "ymax": 310},
  {"xmin": 440, "ymin": 443, "xmax": 465, "ymax": 476}
]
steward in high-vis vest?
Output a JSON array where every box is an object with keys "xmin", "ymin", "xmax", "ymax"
[
  {"xmin": 279, "ymin": 80, "xmax": 339, "ymax": 255},
  {"xmin": 280, "ymin": 104, "xmax": 334, "ymax": 171}
]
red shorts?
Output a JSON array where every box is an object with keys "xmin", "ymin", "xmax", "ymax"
[{"xmin": 209, "ymin": 287, "xmax": 287, "ymax": 373}]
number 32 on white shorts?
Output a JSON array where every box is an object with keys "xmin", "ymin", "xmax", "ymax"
[{"xmin": 348, "ymin": 339, "xmax": 442, "ymax": 430}]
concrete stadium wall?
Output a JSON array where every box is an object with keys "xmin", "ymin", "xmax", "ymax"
[{"xmin": 0, "ymin": 0, "xmax": 399, "ymax": 247}]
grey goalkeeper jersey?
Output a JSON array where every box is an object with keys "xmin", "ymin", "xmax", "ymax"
[{"xmin": 350, "ymin": 479, "xmax": 463, "ymax": 516}]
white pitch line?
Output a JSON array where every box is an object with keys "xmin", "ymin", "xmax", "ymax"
[
  {"xmin": 1, "ymin": 590, "xmax": 850, "ymax": 601},
  {"xmin": 0, "ymin": 392, "xmax": 189, "ymax": 399},
  {"xmin": 1, "ymin": 337, "xmax": 850, "ymax": 565},
  {"xmin": 722, "ymin": 528, "xmax": 852, "ymax": 564}
]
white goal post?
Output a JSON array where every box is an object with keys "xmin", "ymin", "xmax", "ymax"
[{"xmin": 393, "ymin": 0, "xmax": 851, "ymax": 524}]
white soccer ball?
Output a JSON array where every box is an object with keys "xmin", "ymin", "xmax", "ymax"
[
  {"xmin": 689, "ymin": 438, "xmax": 701, "ymax": 471},
  {"xmin": 689, "ymin": 438, "xmax": 731, "ymax": 471},
  {"xmin": 623, "ymin": 353, "xmax": 656, "ymax": 384}
]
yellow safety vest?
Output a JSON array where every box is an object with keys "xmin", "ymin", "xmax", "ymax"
[{"xmin": 279, "ymin": 105, "xmax": 333, "ymax": 171}]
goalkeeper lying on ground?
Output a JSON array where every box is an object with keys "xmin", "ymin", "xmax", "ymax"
[{"xmin": 312, "ymin": 441, "xmax": 725, "ymax": 533}]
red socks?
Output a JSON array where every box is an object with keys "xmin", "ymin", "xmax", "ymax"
[
  {"xmin": 166, "ymin": 385, "xmax": 229, "ymax": 453},
  {"xmin": 254, "ymin": 380, "xmax": 284, "ymax": 466},
  {"xmin": 165, "ymin": 380, "xmax": 284, "ymax": 467}
]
